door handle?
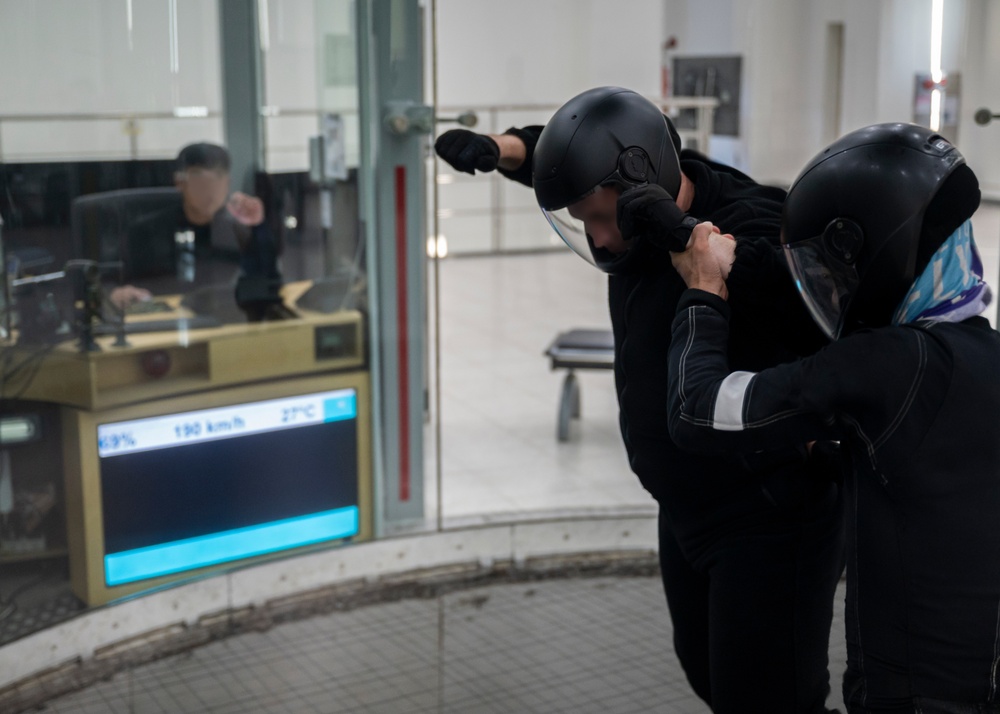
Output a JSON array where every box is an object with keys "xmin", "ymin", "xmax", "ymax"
[
  {"xmin": 435, "ymin": 111, "xmax": 478, "ymax": 129},
  {"xmin": 384, "ymin": 101, "xmax": 435, "ymax": 135},
  {"xmin": 384, "ymin": 103, "xmax": 478, "ymax": 135},
  {"xmin": 974, "ymin": 107, "xmax": 1000, "ymax": 126}
]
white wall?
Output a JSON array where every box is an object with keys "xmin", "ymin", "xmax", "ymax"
[
  {"xmin": 435, "ymin": 0, "xmax": 953, "ymax": 245},
  {"xmin": 430, "ymin": 0, "xmax": 1000, "ymax": 255},
  {"xmin": 0, "ymin": 0, "xmax": 323, "ymax": 170},
  {"xmin": 261, "ymin": 0, "xmax": 324, "ymax": 171},
  {"xmin": 434, "ymin": 0, "xmax": 662, "ymax": 110},
  {"xmin": 3, "ymin": 1, "xmax": 997, "ymax": 190},
  {"xmin": 955, "ymin": 0, "xmax": 1000, "ymax": 198},
  {"xmin": 656, "ymin": 0, "xmax": 993, "ymax": 191},
  {"xmin": 432, "ymin": 0, "xmax": 663, "ymax": 253},
  {"xmin": 0, "ymin": 0, "xmax": 221, "ymax": 115},
  {"xmin": 661, "ymin": 0, "xmax": 887, "ymax": 184},
  {"xmin": 0, "ymin": 0, "xmax": 224, "ymax": 161}
]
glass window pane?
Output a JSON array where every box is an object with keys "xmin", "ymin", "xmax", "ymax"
[{"xmin": 0, "ymin": 0, "xmax": 371, "ymax": 640}]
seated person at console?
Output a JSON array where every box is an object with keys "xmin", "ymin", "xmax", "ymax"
[{"xmin": 110, "ymin": 143, "xmax": 281, "ymax": 311}]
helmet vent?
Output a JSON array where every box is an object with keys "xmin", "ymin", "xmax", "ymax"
[
  {"xmin": 619, "ymin": 148, "xmax": 649, "ymax": 183},
  {"xmin": 823, "ymin": 219, "xmax": 864, "ymax": 265}
]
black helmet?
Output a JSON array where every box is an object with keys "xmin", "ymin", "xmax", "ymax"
[
  {"xmin": 781, "ymin": 122, "xmax": 980, "ymax": 340},
  {"xmin": 533, "ymin": 87, "xmax": 683, "ymax": 272}
]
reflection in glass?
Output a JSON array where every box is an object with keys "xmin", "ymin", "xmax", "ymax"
[{"xmin": 0, "ymin": 0, "xmax": 370, "ymax": 646}]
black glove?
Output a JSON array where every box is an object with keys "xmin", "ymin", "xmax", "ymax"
[
  {"xmin": 434, "ymin": 129, "xmax": 500, "ymax": 175},
  {"xmin": 617, "ymin": 184, "xmax": 698, "ymax": 253}
]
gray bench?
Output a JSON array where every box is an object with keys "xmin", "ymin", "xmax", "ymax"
[{"xmin": 543, "ymin": 328, "xmax": 615, "ymax": 442}]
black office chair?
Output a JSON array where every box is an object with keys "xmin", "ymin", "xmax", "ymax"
[{"xmin": 70, "ymin": 187, "xmax": 182, "ymax": 281}]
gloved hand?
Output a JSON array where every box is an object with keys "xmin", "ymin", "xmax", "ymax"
[
  {"xmin": 434, "ymin": 129, "xmax": 500, "ymax": 175},
  {"xmin": 617, "ymin": 183, "xmax": 698, "ymax": 253}
]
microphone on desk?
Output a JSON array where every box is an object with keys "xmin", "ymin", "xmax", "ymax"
[
  {"xmin": 64, "ymin": 260, "xmax": 105, "ymax": 352},
  {"xmin": 63, "ymin": 259, "xmax": 129, "ymax": 352}
]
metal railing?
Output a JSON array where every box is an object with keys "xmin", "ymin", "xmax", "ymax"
[
  {"xmin": 1, "ymin": 97, "xmax": 718, "ymax": 256},
  {"xmin": 0, "ymin": 107, "xmax": 329, "ymax": 163},
  {"xmin": 434, "ymin": 97, "xmax": 719, "ymax": 256}
]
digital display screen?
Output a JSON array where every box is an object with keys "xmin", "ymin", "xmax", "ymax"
[{"xmin": 97, "ymin": 389, "xmax": 360, "ymax": 586}]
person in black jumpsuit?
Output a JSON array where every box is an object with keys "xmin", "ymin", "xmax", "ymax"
[
  {"xmin": 109, "ymin": 143, "xmax": 281, "ymax": 314},
  {"xmin": 436, "ymin": 87, "xmax": 845, "ymax": 713},
  {"xmin": 666, "ymin": 122, "xmax": 1000, "ymax": 713}
]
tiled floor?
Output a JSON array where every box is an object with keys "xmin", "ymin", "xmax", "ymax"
[
  {"xmin": 426, "ymin": 247, "xmax": 647, "ymax": 525},
  {"xmin": 43, "ymin": 576, "xmax": 848, "ymax": 714}
]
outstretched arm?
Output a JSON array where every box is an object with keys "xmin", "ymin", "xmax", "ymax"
[{"xmin": 434, "ymin": 126, "xmax": 543, "ymax": 187}]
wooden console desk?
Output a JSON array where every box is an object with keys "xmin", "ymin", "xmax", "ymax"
[
  {"xmin": 4, "ymin": 281, "xmax": 372, "ymax": 605},
  {"xmin": 9, "ymin": 281, "xmax": 365, "ymax": 411}
]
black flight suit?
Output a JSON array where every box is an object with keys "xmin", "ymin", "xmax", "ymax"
[
  {"xmin": 126, "ymin": 202, "xmax": 280, "ymax": 296},
  {"xmin": 500, "ymin": 127, "xmax": 846, "ymax": 714},
  {"xmin": 669, "ymin": 287, "xmax": 1000, "ymax": 713}
]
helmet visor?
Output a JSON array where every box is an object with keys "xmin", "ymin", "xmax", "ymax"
[
  {"xmin": 784, "ymin": 235, "xmax": 859, "ymax": 340},
  {"xmin": 543, "ymin": 205, "xmax": 597, "ymax": 267},
  {"xmin": 541, "ymin": 185, "xmax": 634, "ymax": 273}
]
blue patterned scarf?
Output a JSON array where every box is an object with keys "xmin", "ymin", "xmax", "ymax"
[{"xmin": 893, "ymin": 219, "xmax": 992, "ymax": 325}]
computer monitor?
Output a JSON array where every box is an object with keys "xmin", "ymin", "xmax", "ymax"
[{"xmin": 63, "ymin": 371, "xmax": 371, "ymax": 605}]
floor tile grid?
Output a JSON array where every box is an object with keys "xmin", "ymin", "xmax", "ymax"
[
  {"xmin": 427, "ymin": 250, "xmax": 645, "ymax": 525},
  {"xmin": 147, "ymin": 648, "xmax": 358, "ymax": 714},
  {"xmin": 249, "ymin": 600, "xmax": 443, "ymax": 713},
  {"xmin": 100, "ymin": 634, "xmax": 312, "ymax": 713},
  {"xmin": 44, "ymin": 574, "xmax": 850, "ymax": 713},
  {"xmin": 43, "ymin": 577, "xmax": 707, "ymax": 714},
  {"xmin": 300, "ymin": 600, "xmax": 458, "ymax": 711},
  {"xmin": 432, "ymin": 580, "xmax": 675, "ymax": 712}
]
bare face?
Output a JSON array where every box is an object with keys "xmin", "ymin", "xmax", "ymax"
[
  {"xmin": 176, "ymin": 167, "xmax": 230, "ymax": 225},
  {"xmin": 567, "ymin": 186, "xmax": 628, "ymax": 254}
]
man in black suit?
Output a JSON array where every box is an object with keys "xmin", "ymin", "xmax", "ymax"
[{"xmin": 110, "ymin": 143, "xmax": 280, "ymax": 310}]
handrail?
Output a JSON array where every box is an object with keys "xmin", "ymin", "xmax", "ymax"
[
  {"xmin": 0, "ymin": 107, "xmax": 330, "ymax": 121},
  {"xmin": 435, "ymin": 95, "xmax": 720, "ymax": 115},
  {"xmin": 434, "ymin": 97, "xmax": 719, "ymax": 255},
  {"xmin": 1, "ymin": 97, "xmax": 719, "ymax": 255},
  {"xmin": 0, "ymin": 107, "xmax": 330, "ymax": 162}
]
